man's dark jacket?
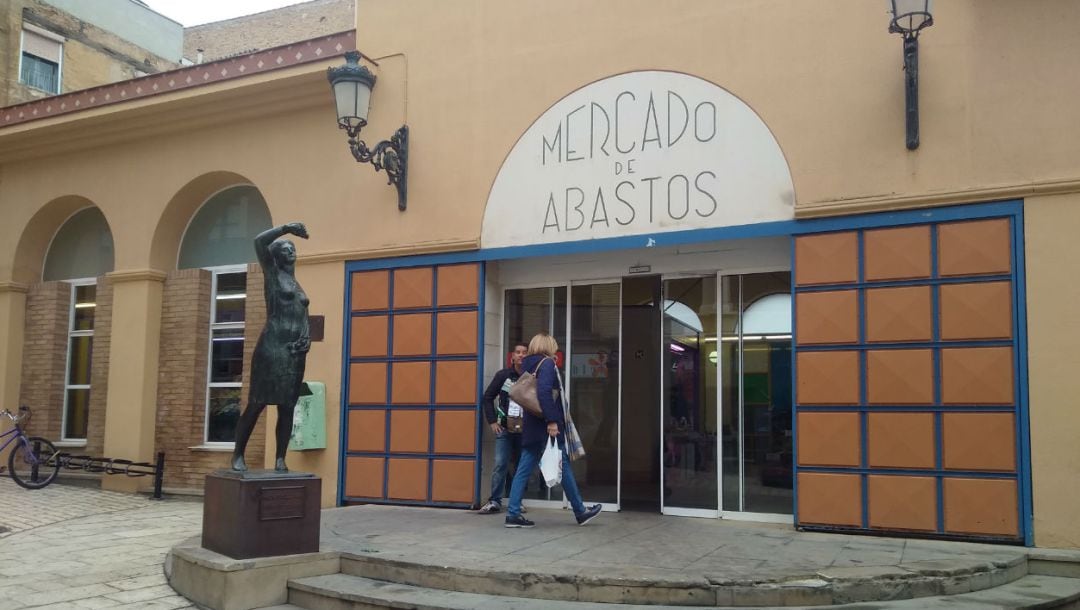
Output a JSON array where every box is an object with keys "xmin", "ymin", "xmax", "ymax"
[{"xmin": 482, "ymin": 366, "xmax": 521, "ymax": 425}]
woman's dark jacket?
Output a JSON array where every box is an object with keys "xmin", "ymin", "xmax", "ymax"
[{"xmin": 520, "ymin": 354, "xmax": 565, "ymax": 448}]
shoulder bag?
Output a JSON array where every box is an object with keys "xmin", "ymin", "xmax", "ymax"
[{"xmin": 508, "ymin": 357, "xmax": 549, "ymax": 418}]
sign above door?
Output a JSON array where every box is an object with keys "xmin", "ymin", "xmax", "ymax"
[{"xmin": 482, "ymin": 71, "xmax": 794, "ymax": 249}]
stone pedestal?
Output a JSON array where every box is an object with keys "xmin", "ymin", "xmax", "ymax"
[{"xmin": 202, "ymin": 470, "xmax": 320, "ymax": 559}]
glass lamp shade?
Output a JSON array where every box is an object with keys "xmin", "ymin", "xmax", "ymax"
[
  {"xmin": 888, "ymin": 0, "xmax": 933, "ymax": 34},
  {"xmin": 327, "ymin": 51, "xmax": 376, "ymax": 132}
]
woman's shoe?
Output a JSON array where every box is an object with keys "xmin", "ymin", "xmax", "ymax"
[
  {"xmin": 575, "ymin": 504, "xmax": 602, "ymax": 526},
  {"xmin": 504, "ymin": 514, "xmax": 535, "ymax": 528}
]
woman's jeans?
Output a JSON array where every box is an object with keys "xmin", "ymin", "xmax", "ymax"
[
  {"xmin": 488, "ymin": 429, "xmax": 522, "ymax": 504},
  {"xmin": 507, "ymin": 436, "xmax": 586, "ymax": 517}
]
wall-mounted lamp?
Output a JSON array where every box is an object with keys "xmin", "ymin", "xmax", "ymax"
[
  {"xmin": 887, "ymin": 0, "xmax": 934, "ymax": 150},
  {"xmin": 327, "ymin": 51, "xmax": 409, "ymax": 210}
]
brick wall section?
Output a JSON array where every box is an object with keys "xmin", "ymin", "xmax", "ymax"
[
  {"xmin": 183, "ymin": 0, "xmax": 354, "ymax": 62},
  {"xmin": 17, "ymin": 281, "xmax": 70, "ymax": 441},
  {"xmin": 154, "ymin": 269, "xmax": 210, "ymax": 489},
  {"xmin": 2, "ymin": 0, "xmax": 180, "ymax": 107},
  {"xmin": 154, "ymin": 268, "xmax": 267, "ymax": 491},
  {"xmin": 85, "ymin": 275, "xmax": 111, "ymax": 456}
]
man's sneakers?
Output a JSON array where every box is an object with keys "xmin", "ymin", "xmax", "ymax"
[
  {"xmin": 575, "ymin": 504, "xmax": 602, "ymax": 526},
  {"xmin": 504, "ymin": 514, "xmax": 535, "ymax": 528},
  {"xmin": 477, "ymin": 501, "xmax": 501, "ymax": 514}
]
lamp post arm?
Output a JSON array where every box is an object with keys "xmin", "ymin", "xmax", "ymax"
[
  {"xmin": 345, "ymin": 125, "xmax": 409, "ymax": 210},
  {"xmin": 903, "ymin": 34, "xmax": 920, "ymax": 150}
]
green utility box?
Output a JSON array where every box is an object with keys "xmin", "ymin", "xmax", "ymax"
[{"xmin": 289, "ymin": 381, "xmax": 326, "ymax": 450}]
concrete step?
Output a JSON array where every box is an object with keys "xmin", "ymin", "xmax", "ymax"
[
  {"xmin": 337, "ymin": 551, "xmax": 1030, "ymax": 606},
  {"xmin": 286, "ymin": 572, "xmax": 1080, "ymax": 610},
  {"xmin": 832, "ymin": 574, "xmax": 1080, "ymax": 608},
  {"xmin": 289, "ymin": 573, "xmax": 664, "ymax": 609}
]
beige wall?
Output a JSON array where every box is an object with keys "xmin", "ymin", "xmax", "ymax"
[
  {"xmin": 1024, "ymin": 192, "xmax": 1080, "ymax": 548},
  {"xmin": 354, "ymin": 0, "xmax": 1080, "ymax": 219},
  {"xmin": 0, "ymin": 0, "xmax": 1079, "ymax": 534}
]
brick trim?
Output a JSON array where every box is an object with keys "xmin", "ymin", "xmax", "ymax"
[{"xmin": 1, "ymin": 31, "xmax": 356, "ymax": 129}]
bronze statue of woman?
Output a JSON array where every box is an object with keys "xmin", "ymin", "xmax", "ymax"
[{"xmin": 231, "ymin": 222, "xmax": 311, "ymax": 472}]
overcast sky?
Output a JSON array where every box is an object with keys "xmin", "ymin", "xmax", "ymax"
[{"xmin": 144, "ymin": 0, "xmax": 312, "ymax": 26}]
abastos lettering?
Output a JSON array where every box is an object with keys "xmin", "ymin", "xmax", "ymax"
[{"xmin": 538, "ymin": 89, "xmax": 722, "ymax": 233}]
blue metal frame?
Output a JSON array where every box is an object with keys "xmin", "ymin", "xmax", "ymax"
[
  {"xmin": 339, "ymin": 263, "xmax": 484, "ymax": 508},
  {"xmin": 1011, "ymin": 215, "xmax": 1034, "ymax": 546},
  {"xmin": 338, "ymin": 199, "xmax": 1032, "ymax": 544},
  {"xmin": 790, "ymin": 200, "xmax": 1030, "ymax": 545}
]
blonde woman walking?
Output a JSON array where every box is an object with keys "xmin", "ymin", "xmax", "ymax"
[{"xmin": 504, "ymin": 332, "xmax": 601, "ymax": 528}]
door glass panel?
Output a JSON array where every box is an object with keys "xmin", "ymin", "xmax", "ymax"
[
  {"xmin": 720, "ymin": 276, "xmax": 741, "ymax": 512},
  {"xmin": 502, "ymin": 286, "xmax": 568, "ymax": 502},
  {"xmin": 567, "ymin": 283, "xmax": 620, "ymax": 505},
  {"xmin": 739, "ymin": 273, "xmax": 793, "ymax": 514},
  {"xmin": 662, "ymin": 277, "xmax": 718, "ymax": 511}
]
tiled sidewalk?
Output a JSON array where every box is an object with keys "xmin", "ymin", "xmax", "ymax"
[{"xmin": 0, "ymin": 477, "xmax": 202, "ymax": 609}]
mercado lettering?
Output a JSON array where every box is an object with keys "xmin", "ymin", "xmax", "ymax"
[{"xmin": 482, "ymin": 71, "xmax": 794, "ymax": 249}]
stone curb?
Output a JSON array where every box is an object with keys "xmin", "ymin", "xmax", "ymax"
[
  {"xmin": 337, "ymin": 550, "xmax": 1030, "ymax": 607},
  {"xmin": 165, "ymin": 539, "xmax": 1080, "ymax": 609}
]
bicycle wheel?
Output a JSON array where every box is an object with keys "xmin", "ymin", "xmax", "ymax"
[{"xmin": 8, "ymin": 436, "xmax": 60, "ymax": 489}]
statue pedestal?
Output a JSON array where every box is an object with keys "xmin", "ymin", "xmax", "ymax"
[{"xmin": 202, "ymin": 470, "xmax": 321, "ymax": 559}]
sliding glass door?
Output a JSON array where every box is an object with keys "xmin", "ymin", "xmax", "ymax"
[
  {"xmin": 567, "ymin": 283, "xmax": 621, "ymax": 507},
  {"xmin": 661, "ymin": 276, "xmax": 719, "ymax": 516},
  {"xmin": 720, "ymin": 273, "xmax": 793, "ymax": 519},
  {"xmin": 502, "ymin": 271, "xmax": 792, "ymax": 519},
  {"xmin": 503, "ymin": 282, "xmax": 620, "ymax": 510}
]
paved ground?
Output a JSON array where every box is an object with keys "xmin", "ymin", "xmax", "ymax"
[
  {"xmin": 0, "ymin": 477, "xmax": 202, "ymax": 610},
  {"xmin": 321, "ymin": 504, "xmax": 1029, "ymax": 582}
]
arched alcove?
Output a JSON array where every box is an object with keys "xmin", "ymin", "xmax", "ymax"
[
  {"xmin": 149, "ymin": 171, "xmax": 268, "ymax": 272},
  {"xmin": 11, "ymin": 196, "xmax": 112, "ymax": 284},
  {"xmin": 178, "ymin": 185, "xmax": 273, "ymax": 269},
  {"xmin": 43, "ymin": 208, "xmax": 115, "ymax": 281}
]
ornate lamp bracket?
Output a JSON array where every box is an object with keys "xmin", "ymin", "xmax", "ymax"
[{"xmin": 345, "ymin": 125, "xmax": 409, "ymax": 211}]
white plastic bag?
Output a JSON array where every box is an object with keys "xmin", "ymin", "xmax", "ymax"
[{"xmin": 539, "ymin": 437, "xmax": 563, "ymax": 488}]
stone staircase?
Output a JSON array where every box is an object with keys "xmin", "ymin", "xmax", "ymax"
[{"xmin": 251, "ymin": 550, "xmax": 1080, "ymax": 609}]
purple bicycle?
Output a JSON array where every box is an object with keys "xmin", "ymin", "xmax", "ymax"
[{"xmin": 1, "ymin": 406, "xmax": 60, "ymax": 489}]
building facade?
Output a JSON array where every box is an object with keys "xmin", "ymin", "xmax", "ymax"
[
  {"xmin": 1, "ymin": 0, "xmax": 1079, "ymax": 549},
  {"xmin": 1, "ymin": 0, "xmax": 181, "ymax": 107}
]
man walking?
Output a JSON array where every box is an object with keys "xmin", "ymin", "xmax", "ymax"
[{"xmin": 477, "ymin": 343, "xmax": 528, "ymax": 514}]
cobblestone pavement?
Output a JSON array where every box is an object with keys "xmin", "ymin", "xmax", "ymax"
[{"xmin": 0, "ymin": 477, "xmax": 202, "ymax": 609}]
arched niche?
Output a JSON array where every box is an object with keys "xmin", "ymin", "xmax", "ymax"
[
  {"xmin": 43, "ymin": 208, "xmax": 115, "ymax": 281},
  {"xmin": 177, "ymin": 185, "xmax": 273, "ymax": 269},
  {"xmin": 150, "ymin": 172, "xmax": 270, "ymax": 271},
  {"xmin": 11, "ymin": 196, "xmax": 113, "ymax": 284}
]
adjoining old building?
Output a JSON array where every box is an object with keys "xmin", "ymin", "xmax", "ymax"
[{"xmin": 1, "ymin": 0, "xmax": 1078, "ymax": 550}]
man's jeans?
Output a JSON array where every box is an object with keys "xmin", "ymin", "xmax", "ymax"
[
  {"xmin": 488, "ymin": 429, "xmax": 522, "ymax": 504},
  {"xmin": 507, "ymin": 436, "xmax": 586, "ymax": 518}
]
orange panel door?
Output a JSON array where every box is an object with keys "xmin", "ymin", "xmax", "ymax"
[{"xmin": 342, "ymin": 262, "xmax": 482, "ymax": 507}]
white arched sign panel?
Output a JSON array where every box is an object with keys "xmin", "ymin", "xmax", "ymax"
[{"xmin": 482, "ymin": 71, "xmax": 794, "ymax": 249}]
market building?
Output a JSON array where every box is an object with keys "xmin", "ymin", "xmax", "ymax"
[{"xmin": 1, "ymin": 0, "xmax": 1078, "ymax": 550}]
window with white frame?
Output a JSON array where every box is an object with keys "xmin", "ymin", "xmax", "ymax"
[
  {"xmin": 63, "ymin": 281, "xmax": 96, "ymax": 440},
  {"xmin": 177, "ymin": 185, "xmax": 272, "ymax": 444},
  {"xmin": 206, "ymin": 267, "xmax": 247, "ymax": 443},
  {"xmin": 20, "ymin": 26, "xmax": 63, "ymax": 94}
]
